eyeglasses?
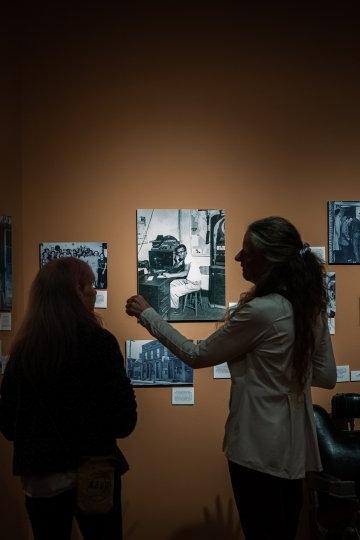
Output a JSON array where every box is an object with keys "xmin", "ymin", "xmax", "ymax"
[{"xmin": 176, "ymin": 250, "xmax": 186, "ymax": 254}]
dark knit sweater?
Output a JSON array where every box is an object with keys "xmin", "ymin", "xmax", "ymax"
[{"xmin": 0, "ymin": 326, "xmax": 137, "ymax": 476}]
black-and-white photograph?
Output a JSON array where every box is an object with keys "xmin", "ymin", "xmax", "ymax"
[
  {"xmin": 0, "ymin": 216, "xmax": 12, "ymax": 312},
  {"xmin": 137, "ymin": 209, "xmax": 225, "ymax": 321},
  {"xmin": 328, "ymin": 201, "xmax": 360, "ymax": 264},
  {"xmin": 126, "ymin": 340, "xmax": 193, "ymax": 386},
  {"xmin": 39, "ymin": 242, "xmax": 108, "ymax": 289},
  {"xmin": 326, "ymin": 272, "xmax": 336, "ymax": 335}
]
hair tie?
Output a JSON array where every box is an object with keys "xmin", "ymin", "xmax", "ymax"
[{"xmin": 299, "ymin": 243, "xmax": 311, "ymax": 257}]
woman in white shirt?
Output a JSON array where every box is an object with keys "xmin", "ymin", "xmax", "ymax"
[{"xmin": 126, "ymin": 216, "xmax": 336, "ymax": 540}]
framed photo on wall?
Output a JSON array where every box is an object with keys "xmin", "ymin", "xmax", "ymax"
[
  {"xmin": 39, "ymin": 242, "xmax": 108, "ymax": 289},
  {"xmin": 137, "ymin": 209, "xmax": 225, "ymax": 322},
  {"xmin": 325, "ymin": 272, "xmax": 336, "ymax": 335},
  {"xmin": 0, "ymin": 215, "xmax": 12, "ymax": 313},
  {"xmin": 328, "ymin": 201, "xmax": 360, "ymax": 264},
  {"xmin": 126, "ymin": 339, "xmax": 193, "ymax": 387},
  {"xmin": 39, "ymin": 242, "xmax": 108, "ymax": 308}
]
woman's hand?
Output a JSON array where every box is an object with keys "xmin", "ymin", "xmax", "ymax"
[{"xmin": 126, "ymin": 295, "xmax": 151, "ymax": 318}]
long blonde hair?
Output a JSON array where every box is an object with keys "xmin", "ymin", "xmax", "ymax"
[{"xmin": 226, "ymin": 217, "xmax": 327, "ymax": 390}]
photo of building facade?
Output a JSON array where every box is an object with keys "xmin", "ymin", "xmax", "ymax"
[{"xmin": 126, "ymin": 339, "xmax": 193, "ymax": 386}]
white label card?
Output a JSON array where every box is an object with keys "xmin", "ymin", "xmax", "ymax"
[
  {"xmin": 213, "ymin": 363, "xmax": 231, "ymax": 379},
  {"xmin": 336, "ymin": 365, "xmax": 350, "ymax": 383},
  {"xmin": 172, "ymin": 387, "xmax": 194, "ymax": 405},
  {"xmin": 0, "ymin": 312, "xmax": 11, "ymax": 331},
  {"xmin": 95, "ymin": 290, "xmax": 107, "ymax": 309},
  {"xmin": 328, "ymin": 318, "xmax": 335, "ymax": 335},
  {"xmin": 350, "ymin": 370, "xmax": 360, "ymax": 382},
  {"xmin": 0, "ymin": 355, "xmax": 9, "ymax": 374}
]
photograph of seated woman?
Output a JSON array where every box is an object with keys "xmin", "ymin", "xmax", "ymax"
[
  {"xmin": 0, "ymin": 257, "xmax": 137, "ymax": 540},
  {"xmin": 126, "ymin": 216, "xmax": 336, "ymax": 540}
]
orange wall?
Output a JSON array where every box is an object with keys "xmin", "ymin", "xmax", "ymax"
[
  {"xmin": 3, "ymin": 6, "xmax": 360, "ymax": 539},
  {"xmin": 0, "ymin": 30, "xmax": 29, "ymax": 539}
]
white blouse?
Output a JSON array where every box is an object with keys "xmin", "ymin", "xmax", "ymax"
[{"xmin": 140, "ymin": 293, "xmax": 337, "ymax": 479}]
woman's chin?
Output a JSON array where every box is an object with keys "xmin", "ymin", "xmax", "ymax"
[{"xmin": 242, "ymin": 270, "xmax": 253, "ymax": 283}]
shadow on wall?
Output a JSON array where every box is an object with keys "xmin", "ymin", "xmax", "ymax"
[
  {"xmin": 169, "ymin": 496, "xmax": 243, "ymax": 540},
  {"xmin": 71, "ymin": 491, "xmax": 308, "ymax": 540},
  {"xmin": 72, "ymin": 500, "xmax": 141, "ymax": 540},
  {"xmin": 168, "ymin": 492, "xmax": 309, "ymax": 540}
]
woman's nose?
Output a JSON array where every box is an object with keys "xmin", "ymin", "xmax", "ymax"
[{"xmin": 235, "ymin": 250, "xmax": 242, "ymax": 262}]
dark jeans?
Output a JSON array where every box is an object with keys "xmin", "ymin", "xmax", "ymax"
[
  {"xmin": 25, "ymin": 474, "xmax": 122, "ymax": 540},
  {"xmin": 228, "ymin": 460, "xmax": 303, "ymax": 540}
]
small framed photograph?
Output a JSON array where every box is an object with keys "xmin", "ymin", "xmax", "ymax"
[
  {"xmin": 0, "ymin": 215, "xmax": 12, "ymax": 312},
  {"xmin": 328, "ymin": 201, "xmax": 360, "ymax": 264},
  {"xmin": 325, "ymin": 272, "xmax": 336, "ymax": 335},
  {"xmin": 39, "ymin": 242, "xmax": 108, "ymax": 289},
  {"xmin": 126, "ymin": 339, "xmax": 193, "ymax": 387}
]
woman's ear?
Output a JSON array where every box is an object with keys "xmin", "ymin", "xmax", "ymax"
[{"xmin": 79, "ymin": 281, "xmax": 97, "ymax": 311}]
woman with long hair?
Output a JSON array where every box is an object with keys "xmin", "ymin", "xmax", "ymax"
[
  {"xmin": 0, "ymin": 257, "xmax": 137, "ymax": 540},
  {"xmin": 126, "ymin": 216, "xmax": 336, "ymax": 540}
]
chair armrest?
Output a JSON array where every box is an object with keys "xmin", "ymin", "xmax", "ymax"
[{"xmin": 307, "ymin": 472, "xmax": 358, "ymax": 499}]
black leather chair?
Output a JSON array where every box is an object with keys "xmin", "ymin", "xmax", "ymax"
[{"xmin": 308, "ymin": 394, "xmax": 360, "ymax": 539}]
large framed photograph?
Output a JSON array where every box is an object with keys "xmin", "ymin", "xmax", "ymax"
[
  {"xmin": 126, "ymin": 339, "xmax": 193, "ymax": 387},
  {"xmin": 0, "ymin": 216, "xmax": 12, "ymax": 312},
  {"xmin": 328, "ymin": 201, "xmax": 360, "ymax": 264},
  {"xmin": 137, "ymin": 209, "xmax": 225, "ymax": 321},
  {"xmin": 39, "ymin": 242, "xmax": 108, "ymax": 289}
]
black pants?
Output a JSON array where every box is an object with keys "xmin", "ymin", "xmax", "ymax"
[
  {"xmin": 228, "ymin": 460, "xmax": 303, "ymax": 540},
  {"xmin": 25, "ymin": 474, "xmax": 122, "ymax": 540}
]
